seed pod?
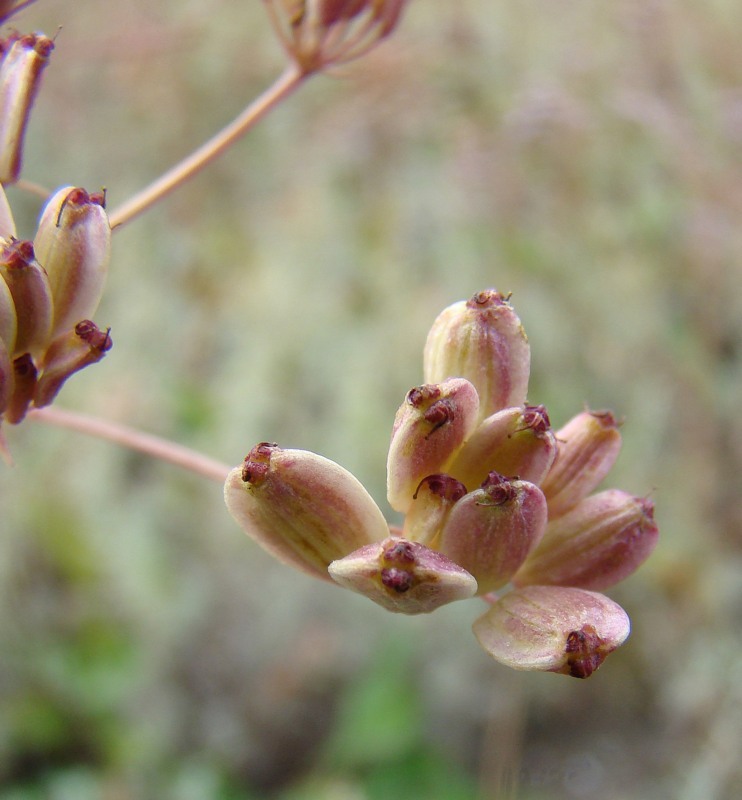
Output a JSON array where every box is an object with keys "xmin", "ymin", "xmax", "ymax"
[
  {"xmin": 513, "ymin": 490, "xmax": 659, "ymax": 591},
  {"xmin": 328, "ymin": 536, "xmax": 477, "ymax": 614},
  {"xmin": 224, "ymin": 443, "xmax": 389, "ymax": 581},
  {"xmin": 0, "ymin": 180, "xmax": 15, "ymax": 239},
  {"xmin": 436, "ymin": 472, "xmax": 547, "ymax": 595},
  {"xmin": 0, "ymin": 333, "xmax": 12, "ymax": 415},
  {"xmin": 0, "ymin": 267, "xmax": 17, "ymax": 355},
  {"xmin": 4, "ymin": 352, "xmax": 36, "ymax": 424},
  {"xmin": 423, "ymin": 289, "xmax": 530, "ymax": 422},
  {"xmin": 0, "ymin": 238, "xmax": 52, "ymax": 358},
  {"xmin": 0, "ymin": 32, "xmax": 54, "ymax": 183},
  {"xmin": 402, "ymin": 473, "xmax": 468, "ymax": 547},
  {"xmin": 319, "ymin": 0, "xmax": 368, "ymax": 26},
  {"xmin": 473, "ymin": 585, "xmax": 631, "ymax": 678},
  {"xmin": 448, "ymin": 404, "xmax": 557, "ymax": 489},
  {"xmin": 541, "ymin": 410, "xmax": 622, "ymax": 518},
  {"xmin": 33, "ymin": 320, "xmax": 112, "ymax": 408},
  {"xmin": 34, "ymin": 186, "xmax": 111, "ymax": 339},
  {"xmin": 386, "ymin": 378, "xmax": 479, "ymax": 513}
]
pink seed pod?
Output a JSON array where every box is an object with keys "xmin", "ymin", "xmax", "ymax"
[
  {"xmin": 423, "ymin": 289, "xmax": 531, "ymax": 423},
  {"xmin": 513, "ymin": 490, "xmax": 659, "ymax": 591},
  {"xmin": 318, "ymin": 0, "xmax": 368, "ymax": 26},
  {"xmin": 4, "ymin": 352, "xmax": 36, "ymax": 424},
  {"xmin": 328, "ymin": 536, "xmax": 477, "ymax": 614},
  {"xmin": 402, "ymin": 473, "xmax": 468, "ymax": 547},
  {"xmin": 34, "ymin": 187, "xmax": 111, "ymax": 340},
  {"xmin": 0, "ymin": 333, "xmax": 12, "ymax": 417},
  {"xmin": 0, "ymin": 180, "xmax": 15, "ymax": 239},
  {"xmin": 386, "ymin": 378, "xmax": 480, "ymax": 513},
  {"xmin": 0, "ymin": 238, "xmax": 52, "ymax": 359},
  {"xmin": 541, "ymin": 409, "xmax": 622, "ymax": 518},
  {"xmin": 448, "ymin": 404, "xmax": 557, "ymax": 489},
  {"xmin": 33, "ymin": 320, "xmax": 112, "ymax": 408},
  {"xmin": 472, "ymin": 585, "xmax": 631, "ymax": 678},
  {"xmin": 224, "ymin": 443, "xmax": 389, "ymax": 581},
  {"xmin": 436, "ymin": 472, "xmax": 547, "ymax": 595},
  {"xmin": 0, "ymin": 266, "xmax": 17, "ymax": 356},
  {"xmin": 0, "ymin": 32, "xmax": 54, "ymax": 183}
]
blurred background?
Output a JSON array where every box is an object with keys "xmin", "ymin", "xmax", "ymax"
[{"xmin": 1, "ymin": 0, "xmax": 741, "ymax": 797}]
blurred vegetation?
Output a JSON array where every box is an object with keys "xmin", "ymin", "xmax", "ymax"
[{"xmin": 1, "ymin": 0, "xmax": 741, "ymax": 797}]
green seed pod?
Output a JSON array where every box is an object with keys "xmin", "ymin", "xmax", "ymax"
[{"xmin": 33, "ymin": 186, "xmax": 111, "ymax": 339}]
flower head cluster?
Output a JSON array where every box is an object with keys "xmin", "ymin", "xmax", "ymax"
[
  {"xmin": 264, "ymin": 0, "xmax": 408, "ymax": 74},
  {"xmin": 225, "ymin": 294, "xmax": 657, "ymax": 677},
  {"xmin": 225, "ymin": 290, "xmax": 659, "ymax": 676},
  {"xmin": 0, "ymin": 183, "xmax": 112, "ymax": 453}
]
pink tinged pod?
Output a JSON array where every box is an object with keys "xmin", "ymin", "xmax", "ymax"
[
  {"xmin": 375, "ymin": 0, "xmax": 407, "ymax": 36},
  {"xmin": 4, "ymin": 352, "xmax": 36, "ymax": 424},
  {"xmin": 0, "ymin": 32, "xmax": 54, "ymax": 184},
  {"xmin": 0, "ymin": 239, "xmax": 52, "ymax": 358},
  {"xmin": 436, "ymin": 472, "xmax": 547, "ymax": 595},
  {"xmin": 448, "ymin": 404, "xmax": 557, "ymax": 489},
  {"xmin": 386, "ymin": 378, "xmax": 479, "ymax": 513},
  {"xmin": 0, "ymin": 269, "xmax": 17, "ymax": 355},
  {"xmin": 33, "ymin": 320, "xmax": 112, "ymax": 408},
  {"xmin": 472, "ymin": 585, "xmax": 631, "ymax": 678},
  {"xmin": 513, "ymin": 490, "xmax": 659, "ymax": 591},
  {"xmin": 319, "ymin": 0, "xmax": 368, "ymax": 26},
  {"xmin": 328, "ymin": 537, "xmax": 477, "ymax": 615},
  {"xmin": 423, "ymin": 289, "xmax": 531, "ymax": 422},
  {"xmin": 402, "ymin": 473, "xmax": 468, "ymax": 547},
  {"xmin": 33, "ymin": 187, "xmax": 112, "ymax": 339},
  {"xmin": 0, "ymin": 181, "xmax": 16, "ymax": 238},
  {"xmin": 224, "ymin": 443, "xmax": 389, "ymax": 582},
  {"xmin": 541, "ymin": 409, "xmax": 622, "ymax": 518},
  {"xmin": 0, "ymin": 334, "xmax": 12, "ymax": 415}
]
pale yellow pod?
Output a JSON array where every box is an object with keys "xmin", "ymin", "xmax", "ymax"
[
  {"xmin": 0, "ymin": 181, "xmax": 16, "ymax": 239},
  {"xmin": 34, "ymin": 186, "xmax": 111, "ymax": 339},
  {"xmin": 224, "ymin": 443, "xmax": 389, "ymax": 581},
  {"xmin": 0, "ymin": 268, "xmax": 17, "ymax": 354},
  {"xmin": 0, "ymin": 33, "xmax": 54, "ymax": 183},
  {"xmin": 423, "ymin": 289, "xmax": 531, "ymax": 422}
]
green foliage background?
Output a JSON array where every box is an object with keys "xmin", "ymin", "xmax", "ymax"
[{"xmin": 2, "ymin": 0, "xmax": 741, "ymax": 797}]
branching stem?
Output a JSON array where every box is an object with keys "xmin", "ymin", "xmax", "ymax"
[
  {"xmin": 29, "ymin": 406, "xmax": 231, "ymax": 484},
  {"xmin": 108, "ymin": 64, "xmax": 306, "ymax": 230}
]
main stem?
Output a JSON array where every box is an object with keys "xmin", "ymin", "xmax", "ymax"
[
  {"xmin": 29, "ymin": 407, "xmax": 231, "ymax": 484},
  {"xmin": 108, "ymin": 64, "xmax": 306, "ymax": 230}
]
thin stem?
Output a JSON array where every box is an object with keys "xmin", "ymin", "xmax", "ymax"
[
  {"xmin": 108, "ymin": 64, "xmax": 306, "ymax": 230},
  {"xmin": 29, "ymin": 406, "xmax": 231, "ymax": 484},
  {"xmin": 13, "ymin": 178, "xmax": 52, "ymax": 200}
]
